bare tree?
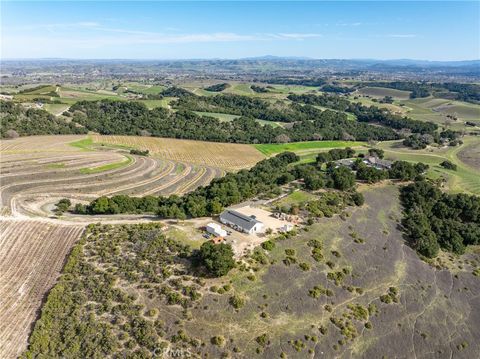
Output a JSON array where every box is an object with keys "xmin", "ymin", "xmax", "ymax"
[
  {"xmin": 275, "ymin": 134, "xmax": 291, "ymax": 143},
  {"xmin": 5, "ymin": 129, "xmax": 19, "ymax": 139}
]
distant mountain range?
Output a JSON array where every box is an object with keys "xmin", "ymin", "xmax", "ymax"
[{"xmin": 2, "ymin": 56, "xmax": 478, "ymax": 79}]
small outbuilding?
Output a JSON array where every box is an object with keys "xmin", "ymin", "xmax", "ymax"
[
  {"xmin": 206, "ymin": 222, "xmax": 227, "ymax": 237},
  {"xmin": 279, "ymin": 224, "xmax": 294, "ymax": 233},
  {"xmin": 219, "ymin": 210, "xmax": 264, "ymax": 234}
]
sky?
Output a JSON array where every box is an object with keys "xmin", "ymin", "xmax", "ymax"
[{"xmin": 1, "ymin": 1, "xmax": 479, "ymax": 61}]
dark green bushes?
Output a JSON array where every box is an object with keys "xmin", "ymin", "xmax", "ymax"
[
  {"xmin": 198, "ymin": 241, "xmax": 235, "ymax": 277},
  {"xmin": 130, "ymin": 148, "xmax": 150, "ymax": 156},
  {"xmin": 204, "ymin": 83, "xmax": 229, "ymax": 92},
  {"xmin": 1, "ymin": 101, "xmax": 87, "ymax": 138},
  {"xmin": 54, "ymin": 198, "xmax": 71, "ymax": 214},
  {"xmin": 440, "ymin": 160, "xmax": 457, "ymax": 170},
  {"xmin": 400, "ymin": 181, "xmax": 480, "ymax": 257}
]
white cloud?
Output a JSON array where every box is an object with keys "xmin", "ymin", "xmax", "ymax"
[
  {"xmin": 275, "ymin": 33, "xmax": 323, "ymax": 40},
  {"xmin": 386, "ymin": 34, "xmax": 417, "ymax": 38},
  {"xmin": 337, "ymin": 22, "xmax": 362, "ymax": 27}
]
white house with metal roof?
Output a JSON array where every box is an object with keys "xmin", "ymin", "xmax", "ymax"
[{"xmin": 219, "ymin": 210, "xmax": 264, "ymax": 235}]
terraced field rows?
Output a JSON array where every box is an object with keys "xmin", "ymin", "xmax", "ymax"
[
  {"xmin": 0, "ymin": 220, "xmax": 84, "ymax": 359},
  {"xmin": 0, "ymin": 136, "xmax": 234, "ymax": 217},
  {"xmin": 93, "ymin": 135, "xmax": 264, "ymax": 170}
]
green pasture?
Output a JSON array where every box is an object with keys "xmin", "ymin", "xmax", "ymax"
[
  {"xmin": 69, "ymin": 137, "xmax": 93, "ymax": 150},
  {"xmin": 274, "ymin": 190, "xmax": 318, "ymax": 207},
  {"xmin": 193, "ymin": 111, "xmax": 283, "ymax": 128},
  {"xmin": 79, "ymin": 155, "xmax": 133, "ymax": 174},
  {"xmin": 254, "ymin": 140, "xmax": 366, "ymax": 157},
  {"xmin": 43, "ymin": 103, "xmax": 70, "ymax": 116}
]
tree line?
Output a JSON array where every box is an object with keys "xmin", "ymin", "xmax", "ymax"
[
  {"xmin": 287, "ymin": 93, "xmax": 438, "ymax": 135},
  {"xmin": 68, "ymin": 99, "xmax": 400, "ymax": 143}
]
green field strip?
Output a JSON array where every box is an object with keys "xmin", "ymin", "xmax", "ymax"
[
  {"xmin": 254, "ymin": 140, "xmax": 366, "ymax": 156},
  {"xmin": 78, "ymin": 155, "xmax": 133, "ymax": 174}
]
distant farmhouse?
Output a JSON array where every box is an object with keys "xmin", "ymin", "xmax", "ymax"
[
  {"xmin": 335, "ymin": 156, "xmax": 393, "ymax": 171},
  {"xmin": 363, "ymin": 156, "xmax": 393, "ymax": 170},
  {"xmin": 219, "ymin": 210, "xmax": 264, "ymax": 234}
]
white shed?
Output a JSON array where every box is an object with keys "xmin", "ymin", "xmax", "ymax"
[{"xmin": 206, "ymin": 222, "xmax": 227, "ymax": 237}]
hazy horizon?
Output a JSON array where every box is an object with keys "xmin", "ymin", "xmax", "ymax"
[{"xmin": 2, "ymin": 56, "xmax": 479, "ymax": 62}]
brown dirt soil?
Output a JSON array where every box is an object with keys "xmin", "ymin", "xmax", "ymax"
[
  {"xmin": 457, "ymin": 140, "xmax": 480, "ymax": 171},
  {"xmin": 0, "ymin": 220, "xmax": 84, "ymax": 359}
]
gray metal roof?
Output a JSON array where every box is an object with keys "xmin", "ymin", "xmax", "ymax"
[
  {"xmin": 219, "ymin": 210, "xmax": 261, "ymax": 231},
  {"xmin": 364, "ymin": 156, "xmax": 393, "ymax": 168}
]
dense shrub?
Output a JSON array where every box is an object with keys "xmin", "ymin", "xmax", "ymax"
[
  {"xmin": 198, "ymin": 241, "xmax": 235, "ymax": 277},
  {"xmin": 400, "ymin": 181, "xmax": 480, "ymax": 257},
  {"xmin": 440, "ymin": 160, "xmax": 457, "ymax": 170},
  {"xmin": 1, "ymin": 101, "xmax": 87, "ymax": 138},
  {"xmin": 204, "ymin": 83, "xmax": 229, "ymax": 92}
]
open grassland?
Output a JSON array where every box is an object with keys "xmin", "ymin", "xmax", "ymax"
[
  {"xmin": 349, "ymin": 95, "xmax": 407, "ymax": 115},
  {"xmin": 193, "ymin": 111, "xmax": 284, "ymax": 128},
  {"xmin": 0, "ymin": 220, "xmax": 84, "ymax": 359},
  {"xmin": 401, "ymin": 98, "xmax": 480, "ymax": 128},
  {"xmin": 42, "ymin": 103, "xmax": 70, "ymax": 116},
  {"xmin": 193, "ymin": 111, "xmax": 240, "ymax": 122},
  {"xmin": 458, "ymin": 138, "xmax": 480, "ymax": 171},
  {"xmin": 138, "ymin": 98, "xmax": 173, "ymax": 109},
  {"xmin": 357, "ymin": 86, "xmax": 411, "ymax": 99},
  {"xmin": 122, "ymin": 83, "xmax": 165, "ymax": 95},
  {"xmin": 254, "ymin": 140, "xmax": 366, "ymax": 157},
  {"xmin": 93, "ymin": 135, "xmax": 265, "ymax": 170},
  {"xmin": 23, "ymin": 186, "xmax": 480, "ymax": 358},
  {"xmin": 378, "ymin": 137, "xmax": 480, "ymax": 195},
  {"xmin": 275, "ymin": 190, "xmax": 318, "ymax": 207}
]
